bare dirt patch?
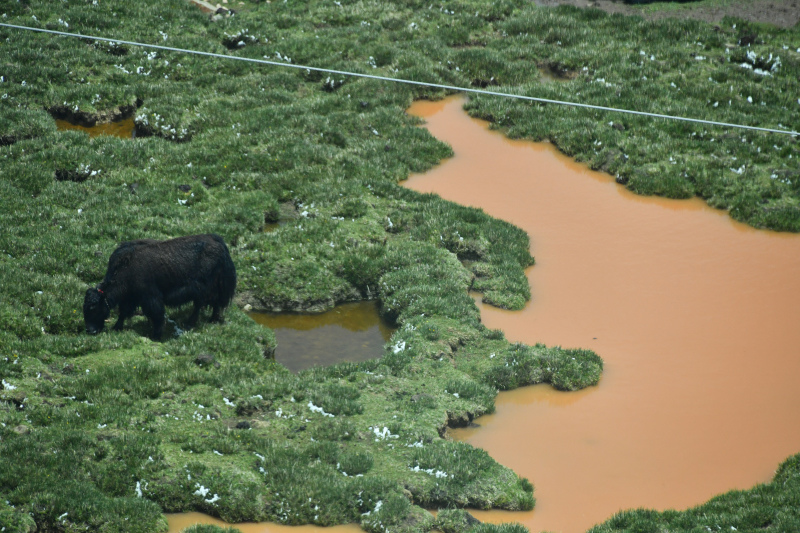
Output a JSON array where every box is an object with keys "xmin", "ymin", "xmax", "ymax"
[{"xmin": 533, "ymin": 0, "xmax": 800, "ymax": 28}]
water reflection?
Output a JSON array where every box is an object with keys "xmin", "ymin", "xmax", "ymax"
[{"xmin": 250, "ymin": 301, "xmax": 395, "ymax": 373}]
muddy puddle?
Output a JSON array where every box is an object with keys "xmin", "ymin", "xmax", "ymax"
[
  {"xmin": 250, "ymin": 301, "xmax": 395, "ymax": 373},
  {"xmin": 404, "ymin": 96, "xmax": 800, "ymax": 533},
  {"xmin": 55, "ymin": 117, "xmax": 136, "ymax": 138},
  {"xmin": 538, "ymin": 65, "xmax": 576, "ymax": 83},
  {"xmin": 262, "ymin": 222, "xmax": 281, "ymax": 233}
]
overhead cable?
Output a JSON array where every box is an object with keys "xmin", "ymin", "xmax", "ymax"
[{"xmin": 1, "ymin": 22, "xmax": 797, "ymax": 136}]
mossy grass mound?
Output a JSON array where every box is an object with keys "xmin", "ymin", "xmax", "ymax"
[
  {"xmin": 0, "ymin": 500, "xmax": 37, "ymax": 533},
  {"xmin": 180, "ymin": 526, "xmax": 242, "ymax": 533},
  {"xmin": 436, "ymin": 508, "xmax": 529, "ymax": 533}
]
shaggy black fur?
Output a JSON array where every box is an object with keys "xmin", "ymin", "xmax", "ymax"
[{"xmin": 83, "ymin": 234, "xmax": 237, "ymax": 339}]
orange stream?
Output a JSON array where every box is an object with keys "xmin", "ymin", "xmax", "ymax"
[{"xmin": 404, "ymin": 97, "xmax": 800, "ymax": 533}]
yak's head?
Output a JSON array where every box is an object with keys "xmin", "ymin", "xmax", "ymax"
[{"xmin": 83, "ymin": 287, "xmax": 110, "ymax": 335}]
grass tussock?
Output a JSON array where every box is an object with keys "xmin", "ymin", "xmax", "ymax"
[
  {"xmin": 436, "ymin": 509, "xmax": 529, "ymax": 533},
  {"xmin": 180, "ymin": 526, "xmax": 242, "ymax": 533}
]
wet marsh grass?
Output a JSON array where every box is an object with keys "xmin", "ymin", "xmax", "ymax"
[
  {"xmin": 250, "ymin": 301, "xmax": 395, "ymax": 372},
  {"xmin": 0, "ymin": 0, "xmax": 797, "ymax": 531},
  {"xmin": 180, "ymin": 526, "xmax": 242, "ymax": 533}
]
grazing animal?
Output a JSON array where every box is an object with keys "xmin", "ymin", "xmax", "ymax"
[{"xmin": 83, "ymin": 234, "xmax": 237, "ymax": 339}]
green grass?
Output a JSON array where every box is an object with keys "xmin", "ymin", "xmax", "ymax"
[
  {"xmin": 179, "ymin": 526, "xmax": 242, "ymax": 533},
  {"xmin": 435, "ymin": 509, "xmax": 529, "ymax": 533},
  {"xmin": 0, "ymin": 0, "xmax": 797, "ymax": 532}
]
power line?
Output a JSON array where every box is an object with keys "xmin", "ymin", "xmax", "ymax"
[{"xmin": 1, "ymin": 22, "xmax": 797, "ymax": 136}]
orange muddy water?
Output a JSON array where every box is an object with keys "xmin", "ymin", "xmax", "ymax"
[
  {"xmin": 404, "ymin": 97, "xmax": 800, "ymax": 533},
  {"xmin": 55, "ymin": 117, "xmax": 136, "ymax": 138}
]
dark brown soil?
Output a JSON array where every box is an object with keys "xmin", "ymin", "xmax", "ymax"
[{"xmin": 533, "ymin": 0, "xmax": 800, "ymax": 28}]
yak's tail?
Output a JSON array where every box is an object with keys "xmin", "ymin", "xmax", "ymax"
[{"xmin": 213, "ymin": 234, "xmax": 237, "ymax": 308}]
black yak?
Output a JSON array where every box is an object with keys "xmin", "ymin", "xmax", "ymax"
[{"xmin": 83, "ymin": 234, "xmax": 237, "ymax": 339}]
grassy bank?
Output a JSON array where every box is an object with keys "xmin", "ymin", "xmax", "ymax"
[
  {"xmin": 590, "ymin": 453, "xmax": 800, "ymax": 533},
  {"xmin": 0, "ymin": 0, "xmax": 796, "ymax": 532}
]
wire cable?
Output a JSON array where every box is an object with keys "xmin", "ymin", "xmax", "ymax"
[{"xmin": 1, "ymin": 22, "xmax": 797, "ymax": 136}]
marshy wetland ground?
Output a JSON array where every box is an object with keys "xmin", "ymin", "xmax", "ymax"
[
  {"xmin": 407, "ymin": 96, "xmax": 800, "ymax": 533},
  {"xmin": 0, "ymin": 0, "xmax": 798, "ymax": 532}
]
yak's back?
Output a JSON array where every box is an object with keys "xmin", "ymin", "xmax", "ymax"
[
  {"xmin": 105, "ymin": 239, "xmax": 160, "ymax": 278},
  {"xmin": 105, "ymin": 235, "xmax": 235, "ymax": 303}
]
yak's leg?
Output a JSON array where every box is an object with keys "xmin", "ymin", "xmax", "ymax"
[
  {"xmin": 141, "ymin": 295, "xmax": 166, "ymax": 340},
  {"xmin": 187, "ymin": 300, "xmax": 202, "ymax": 328},
  {"xmin": 210, "ymin": 305, "xmax": 223, "ymax": 323},
  {"xmin": 210, "ymin": 283, "xmax": 227, "ymax": 323},
  {"xmin": 113, "ymin": 301, "xmax": 136, "ymax": 331}
]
